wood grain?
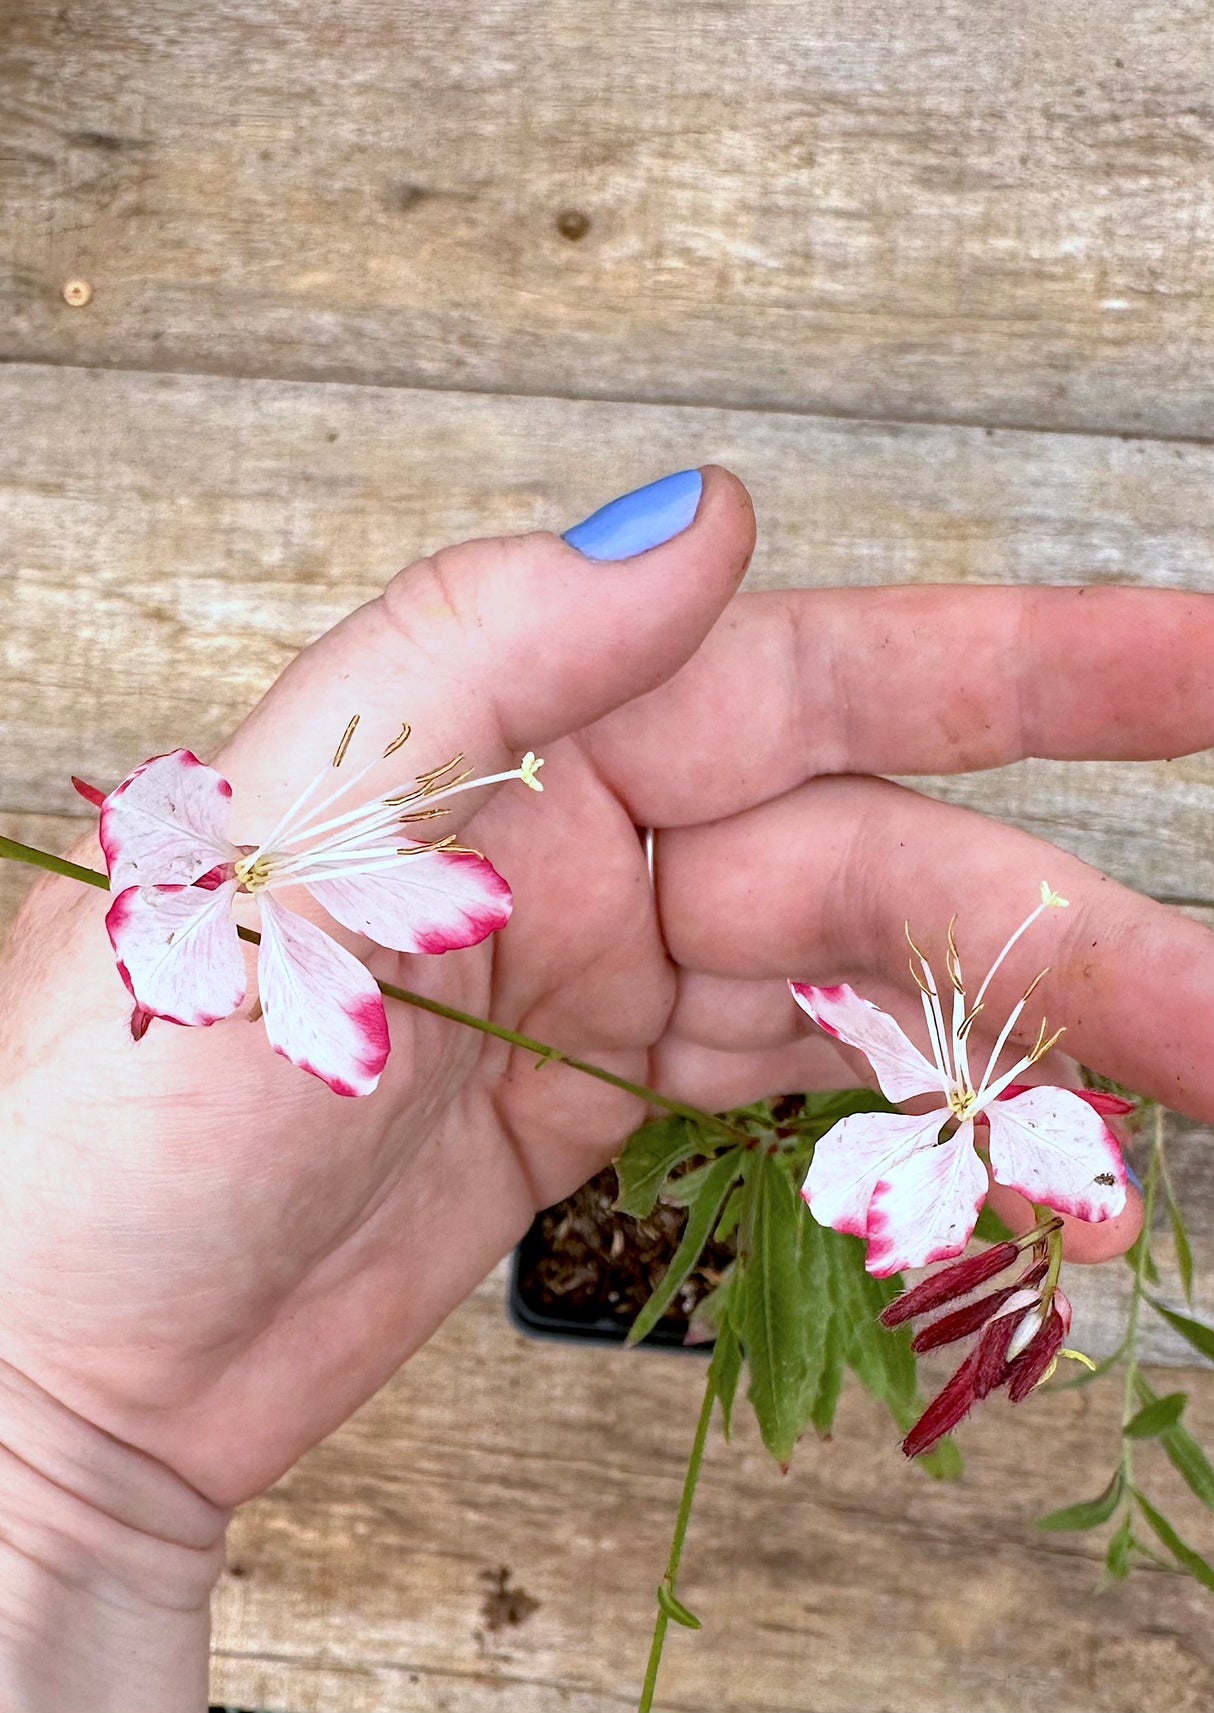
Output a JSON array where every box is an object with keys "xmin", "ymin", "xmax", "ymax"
[
  {"xmin": 3, "ymin": 1, "xmax": 1214, "ymax": 437},
  {"xmin": 208, "ymin": 1265, "xmax": 1214, "ymax": 1713},
  {"xmin": 5, "ymin": 363, "xmax": 1214, "ymax": 911}
]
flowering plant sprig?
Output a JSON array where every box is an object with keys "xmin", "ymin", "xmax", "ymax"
[
  {"xmin": 791, "ymin": 885, "xmax": 1127, "ymax": 1276},
  {"xmin": 85, "ymin": 719, "xmax": 543, "ymax": 1095},
  {"xmin": 2, "ymin": 802, "xmax": 1211, "ymax": 1713}
]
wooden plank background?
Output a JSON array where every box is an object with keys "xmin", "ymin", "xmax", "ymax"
[
  {"xmin": 3, "ymin": 2, "xmax": 1214, "ymax": 1709},
  {"xmin": 4, "ymin": 1, "xmax": 1214, "ymax": 436}
]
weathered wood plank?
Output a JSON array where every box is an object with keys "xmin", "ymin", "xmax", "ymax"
[
  {"xmin": 5, "ymin": 365, "xmax": 1214, "ymax": 920},
  {"xmin": 208, "ymin": 1266, "xmax": 1214, "ymax": 1713},
  {"xmin": 3, "ymin": 1, "xmax": 1214, "ymax": 437}
]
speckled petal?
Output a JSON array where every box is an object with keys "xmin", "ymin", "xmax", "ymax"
[
  {"xmin": 985, "ymin": 1085, "xmax": 1127, "ymax": 1222},
  {"xmin": 256, "ymin": 897, "xmax": 390, "ymax": 1097},
  {"xmin": 101, "ymin": 750, "xmax": 237, "ymax": 892},
  {"xmin": 802, "ymin": 1107, "xmax": 947, "ymax": 1240},
  {"xmin": 789, "ymin": 982, "xmax": 942, "ymax": 1102},
  {"xmin": 864, "ymin": 1121, "xmax": 989, "ymax": 1276},
  {"xmin": 305, "ymin": 849, "xmax": 512, "ymax": 954},
  {"xmin": 105, "ymin": 881, "xmax": 245, "ymax": 1027}
]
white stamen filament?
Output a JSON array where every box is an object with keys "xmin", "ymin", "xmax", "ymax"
[
  {"xmin": 950, "ymin": 983, "xmax": 972, "ymax": 1090},
  {"xmin": 251, "ymin": 746, "xmax": 390, "ymax": 864},
  {"xmin": 272, "ymin": 762, "xmax": 535, "ymax": 853},
  {"xmin": 977, "ymin": 1045, "xmax": 1058, "ymax": 1109},
  {"xmin": 972, "ymin": 885, "xmax": 1068, "ymax": 1013},
  {"xmin": 919, "ymin": 987, "xmax": 953, "ymax": 1090},
  {"xmin": 919, "ymin": 958, "xmax": 953, "ymax": 1079},
  {"xmin": 268, "ymin": 842, "xmax": 443, "ymax": 882},
  {"xmin": 973, "ymin": 994, "xmax": 1030, "ymax": 1107}
]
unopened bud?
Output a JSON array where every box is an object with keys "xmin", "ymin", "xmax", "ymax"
[
  {"xmin": 1007, "ymin": 1306, "xmax": 1068, "ymax": 1402},
  {"xmin": 881, "ymin": 1242, "xmax": 1019, "ymax": 1327}
]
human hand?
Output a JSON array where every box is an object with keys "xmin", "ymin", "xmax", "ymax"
[{"xmin": 4, "ymin": 465, "xmax": 1214, "ymax": 1706}]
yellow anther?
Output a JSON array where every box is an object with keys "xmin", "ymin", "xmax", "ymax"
[
  {"xmin": 382, "ymin": 722, "xmax": 412, "ymax": 758},
  {"xmin": 332, "ymin": 714, "xmax": 361, "ymax": 769},
  {"xmin": 1028, "ymin": 1021, "xmax": 1066, "ymax": 1065},
  {"xmin": 945, "ymin": 916, "xmax": 965, "ymax": 993},
  {"xmin": 415, "ymin": 752, "xmax": 467, "ymax": 789},
  {"xmin": 908, "ymin": 957, "xmax": 933, "ymax": 997}
]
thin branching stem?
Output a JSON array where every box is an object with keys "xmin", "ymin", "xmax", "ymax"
[
  {"xmin": 0, "ymin": 835, "xmax": 750, "ymax": 1144},
  {"xmin": 638, "ymin": 1372, "xmax": 717, "ymax": 1713}
]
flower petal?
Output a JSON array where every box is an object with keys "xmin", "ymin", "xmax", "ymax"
[
  {"xmin": 101, "ymin": 750, "xmax": 237, "ymax": 892},
  {"xmin": 305, "ymin": 850, "xmax": 512, "ymax": 955},
  {"xmin": 802, "ymin": 1108, "xmax": 947, "ymax": 1240},
  {"xmin": 789, "ymin": 982, "xmax": 942, "ymax": 1102},
  {"xmin": 997, "ymin": 1082, "xmax": 1136, "ymax": 1118},
  {"xmin": 105, "ymin": 882, "xmax": 245, "ymax": 1027},
  {"xmin": 256, "ymin": 898, "xmax": 390, "ymax": 1097},
  {"xmin": 864, "ymin": 1121, "xmax": 989, "ymax": 1276},
  {"xmin": 985, "ymin": 1086, "xmax": 1127, "ymax": 1222}
]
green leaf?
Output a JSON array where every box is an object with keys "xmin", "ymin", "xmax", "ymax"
[
  {"xmin": 687, "ymin": 1264, "xmax": 736, "ymax": 1340},
  {"xmin": 665, "ymin": 1153, "xmax": 735, "ymax": 1207},
  {"xmin": 1146, "ymin": 1298, "xmax": 1214, "ymax": 1363},
  {"xmin": 739, "ymin": 1152, "xmax": 831, "ymax": 1467},
  {"xmin": 1135, "ymin": 1378, "xmax": 1214, "ymax": 1510},
  {"xmin": 973, "ymin": 1205, "xmax": 1016, "ymax": 1245},
  {"xmin": 918, "ymin": 1437, "xmax": 964, "ymax": 1482},
  {"xmin": 656, "ymin": 1579, "xmax": 702, "ymax": 1630},
  {"xmin": 613, "ymin": 1117, "xmax": 701, "ymax": 1217},
  {"xmin": 828, "ymin": 1230, "xmax": 918, "ymax": 1424},
  {"xmin": 1162, "ymin": 1425, "xmax": 1214, "ymax": 1512},
  {"xmin": 708, "ymin": 1320, "xmax": 744, "ymax": 1440},
  {"xmin": 1124, "ymin": 1392, "xmax": 1187, "ymax": 1440},
  {"xmin": 626, "ymin": 1150, "xmax": 742, "ymax": 1345},
  {"xmin": 1036, "ymin": 1470, "xmax": 1124, "ymax": 1532},
  {"xmin": 1135, "ymin": 1490, "xmax": 1214, "ymax": 1592},
  {"xmin": 1165, "ymin": 1193, "xmax": 1195, "ymax": 1305},
  {"xmin": 1105, "ymin": 1514, "xmax": 1134, "ymax": 1581},
  {"xmin": 809, "ymin": 1315, "xmax": 844, "ymax": 1439},
  {"xmin": 796, "ymin": 1088, "xmax": 896, "ymax": 1128},
  {"xmin": 714, "ymin": 1184, "xmax": 744, "ymax": 1244},
  {"xmin": 1125, "ymin": 1227, "xmax": 1160, "ymax": 1286}
]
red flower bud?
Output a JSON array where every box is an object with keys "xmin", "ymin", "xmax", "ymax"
[
  {"xmin": 972, "ymin": 1310, "xmax": 1019, "ymax": 1400},
  {"xmin": 902, "ymin": 1349, "xmax": 982, "ymax": 1459},
  {"xmin": 881, "ymin": 1242, "xmax": 1020, "ymax": 1327},
  {"xmin": 911, "ymin": 1284, "xmax": 1022, "ymax": 1353}
]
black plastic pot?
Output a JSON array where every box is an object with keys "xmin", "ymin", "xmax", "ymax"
[{"xmin": 506, "ymin": 1168, "xmax": 725, "ymax": 1352}]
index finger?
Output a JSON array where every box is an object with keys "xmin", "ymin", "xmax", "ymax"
[{"xmin": 586, "ymin": 585, "xmax": 1214, "ymax": 825}]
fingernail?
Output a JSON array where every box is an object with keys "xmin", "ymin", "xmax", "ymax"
[
  {"xmin": 1125, "ymin": 1162, "xmax": 1143, "ymax": 1192},
  {"xmin": 562, "ymin": 469, "xmax": 703, "ymax": 561}
]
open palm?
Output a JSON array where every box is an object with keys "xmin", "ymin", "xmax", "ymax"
[{"xmin": 4, "ymin": 465, "xmax": 1214, "ymax": 1513}]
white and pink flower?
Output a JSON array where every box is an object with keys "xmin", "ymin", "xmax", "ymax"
[
  {"xmin": 97, "ymin": 722, "xmax": 543, "ymax": 1096},
  {"xmin": 790, "ymin": 885, "xmax": 1128, "ymax": 1275}
]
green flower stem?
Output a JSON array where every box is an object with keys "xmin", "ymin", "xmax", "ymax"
[
  {"xmin": 0, "ymin": 834, "xmax": 749, "ymax": 1145},
  {"xmin": 638, "ymin": 1372, "xmax": 717, "ymax": 1713},
  {"xmin": 0, "ymin": 835, "xmax": 110, "ymax": 892}
]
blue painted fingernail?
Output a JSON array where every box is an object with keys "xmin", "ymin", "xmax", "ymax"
[
  {"xmin": 1125, "ymin": 1162, "xmax": 1143, "ymax": 1192},
  {"xmin": 563, "ymin": 469, "xmax": 703, "ymax": 561}
]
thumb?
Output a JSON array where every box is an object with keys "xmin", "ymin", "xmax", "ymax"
[{"xmin": 215, "ymin": 465, "xmax": 755, "ymax": 833}]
